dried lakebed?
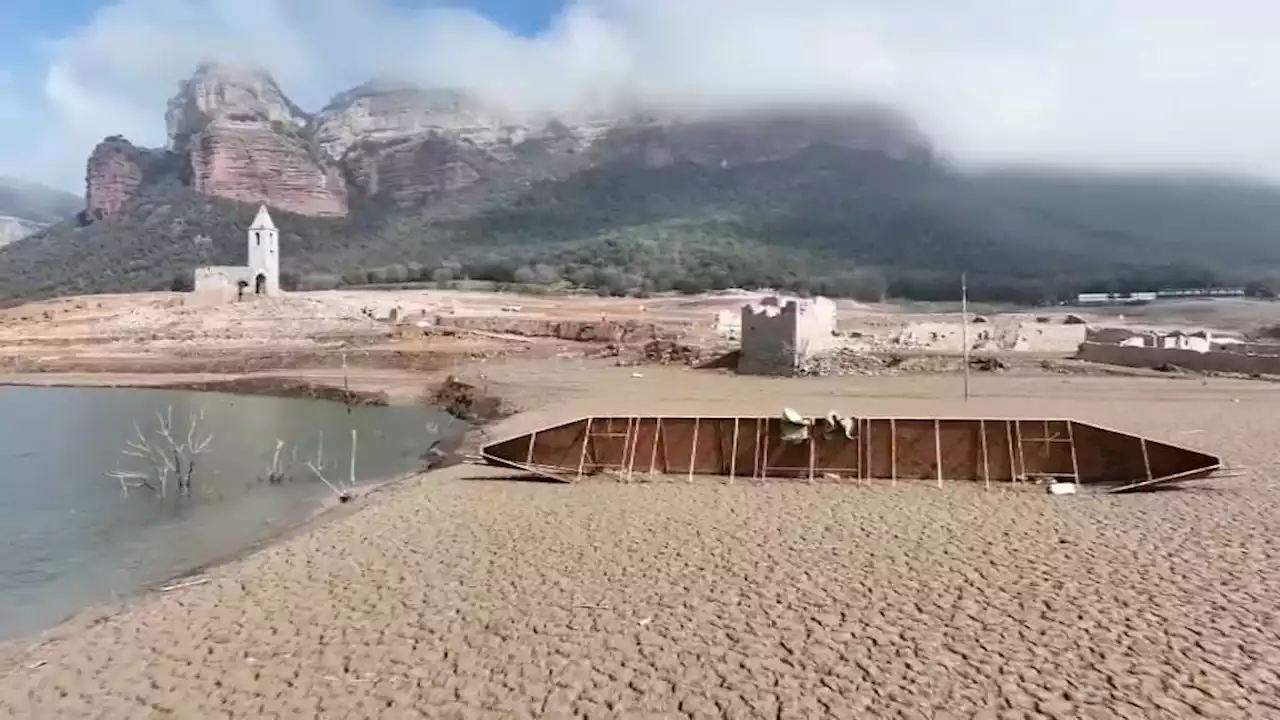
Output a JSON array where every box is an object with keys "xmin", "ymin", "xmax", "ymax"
[{"xmin": 2, "ymin": 368, "xmax": 1279, "ymax": 718}]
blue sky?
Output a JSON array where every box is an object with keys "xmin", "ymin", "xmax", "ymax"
[
  {"xmin": 0, "ymin": 0, "xmax": 572, "ymax": 189},
  {"xmin": 2, "ymin": 1, "xmax": 1280, "ymax": 193},
  {"xmin": 0, "ymin": 0, "xmax": 564, "ymax": 89}
]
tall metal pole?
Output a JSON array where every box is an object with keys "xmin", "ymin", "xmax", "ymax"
[{"xmin": 961, "ymin": 273, "xmax": 970, "ymax": 401}]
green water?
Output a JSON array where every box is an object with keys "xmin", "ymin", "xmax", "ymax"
[{"xmin": 0, "ymin": 386, "xmax": 460, "ymax": 640}]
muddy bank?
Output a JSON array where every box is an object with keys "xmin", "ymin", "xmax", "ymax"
[
  {"xmin": 157, "ymin": 376, "xmax": 390, "ymax": 406},
  {"xmin": 0, "ymin": 345, "xmax": 464, "ymax": 375}
]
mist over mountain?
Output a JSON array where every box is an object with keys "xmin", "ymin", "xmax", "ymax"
[
  {"xmin": 2, "ymin": 59, "xmax": 1279, "ymax": 304},
  {"xmin": 0, "ymin": 177, "xmax": 81, "ymax": 248}
]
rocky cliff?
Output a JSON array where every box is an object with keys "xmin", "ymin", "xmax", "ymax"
[
  {"xmin": 13, "ymin": 61, "xmax": 1280, "ymax": 304},
  {"xmin": 84, "ymin": 137, "xmax": 169, "ymax": 220},
  {"xmin": 81, "ymin": 62, "xmax": 931, "ymax": 222},
  {"xmin": 166, "ymin": 62, "xmax": 347, "ymax": 216}
]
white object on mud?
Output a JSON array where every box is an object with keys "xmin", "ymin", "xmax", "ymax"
[{"xmin": 1047, "ymin": 481, "xmax": 1078, "ymax": 496}]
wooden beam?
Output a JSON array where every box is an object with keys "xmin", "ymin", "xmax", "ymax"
[
  {"xmin": 1067, "ymin": 421, "xmax": 1081, "ymax": 486},
  {"xmin": 729, "ymin": 418, "xmax": 740, "ymax": 484},
  {"xmin": 1005, "ymin": 420, "xmax": 1017, "ymax": 484},
  {"xmin": 807, "ymin": 433, "xmax": 816, "ymax": 484},
  {"xmin": 758, "ymin": 419, "xmax": 769, "ymax": 479},
  {"xmin": 864, "ymin": 418, "xmax": 872, "ymax": 486},
  {"xmin": 624, "ymin": 417, "xmax": 641, "ymax": 483},
  {"xmin": 934, "ymin": 418, "xmax": 944, "ymax": 488},
  {"xmin": 621, "ymin": 417, "xmax": 635, "ymax": 483},
  {"xmin": 1014, "ymin": 420, "xmax": 1027, "ymax": 483},
  {"xmin": 688, "ymin": 417, "xmax": 700, "ymax": 483},
  {"xmin": 753, "ymin": 419, "xmax": 763, "ymax": 480},
  {"xmin": 575, "ymin": 417, "xmax": 594, "ymax": 481},
  {"xmin": 979, "ymin": 419, "xmax": 990, "ymax": 491},
  {"xmin": 648, "ymin": 418, "xmax": 662, "ymax": 476},
  {"xmin": 890, "ymin": 418, "xmax": 897, "ymax": 487},
  {"xmin": 525, "ymin": 429, "xmax": 538, "ymax": 465}
]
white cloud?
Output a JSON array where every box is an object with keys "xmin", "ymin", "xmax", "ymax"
[{"xmin": 12, "ymin": 0, "xmax": 1280, "ymax": 192}]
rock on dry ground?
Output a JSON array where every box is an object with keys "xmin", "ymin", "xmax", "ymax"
[{"xmin": 2, "ymin": 365, "xmax": 1280, "ymax": 719}]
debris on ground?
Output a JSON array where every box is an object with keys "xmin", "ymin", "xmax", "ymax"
[
  {"xmin": 969, "ymin": 356, "xmax": 1008, "ymax": 372},
  {"xmin": 425, "ymin": 376, "xmax": 514, "ymax": 423},
  {"xmin": 797, "ymin": 349, "xmax": 892, "ymax": 377}
]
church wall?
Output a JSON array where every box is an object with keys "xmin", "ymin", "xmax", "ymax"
[
  {"xmin": 190, "ymin": 205, "xmax": 282, "ymax": 301},
  {"xmin": 194, "ymin": 266, "xmax": 251, "ymax": 302}
]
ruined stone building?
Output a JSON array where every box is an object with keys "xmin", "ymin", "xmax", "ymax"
[
  {"xmin": 193, "ymin": 205, "xmax": 280, "ymax": 301},
  {"xmin": 737, "ymin": 296, "xmax": 838, "ymax": 375}
]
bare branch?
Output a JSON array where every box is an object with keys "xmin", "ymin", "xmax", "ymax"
[
  {"xmin": 266, "ymin": 439, "xmax": 288, "ymax": 484},
  {"xmin": 349, "ymin": 428, "xmax": 358, "ymax": 487},
  {"xmin": 314, "ymin": 430, "xmax": 325, "ymax": 471},
  {"xmin": 306, "ymin": 461, "xmax": 351, "ymax": 502},
  {"xmin": 109, "ymin": 404, "xmax": 213, "ymax": 499}
]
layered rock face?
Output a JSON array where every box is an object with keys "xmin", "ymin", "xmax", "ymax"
[
  {"xmin": 84, "ymin": 137, "xmax": 152, "ymax": 221},
  {"xmin": 184, "ymin": 125, "xmax": 348, "ymax": 216},
  {"xmin": 312, "ymin": 83, "xmax": 517, "ymax": 161},
  {"xmin": 83, "ymin": 62, "xmax": 932, "ymax": 221},
  {"xmin": 165, "ymin": 61, "xmax": 309, "ymax": 150},
  {"xmin": 317, "ymin": 85, "xmax": 609, "ymax": 209},
  {"xmin": 167, "ymin": 62, "xmax": 348, "ymax": 216}
]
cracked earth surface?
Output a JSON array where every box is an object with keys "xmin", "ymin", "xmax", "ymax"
[{"xmin": 2, "ymin": 369, "xmax": 1279, "ymax": 719}]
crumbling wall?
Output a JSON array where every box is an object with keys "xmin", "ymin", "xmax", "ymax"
[
  {"xmin": 794, "ymin": 297, "xmax": 837, "ymax": 355},
  {"xmin": 712, "ymin": 309, "xmax": 740, "ymax": 340},
  {"xmin": 896, "ymin": 322, "xmax": 966, "ymax": 351},
  {"xmin": 1216, "ymin": 341, "xmax": 1280, "ymax": 355},
  {"xmin": 193, "ymin": 266, "xmax": 250, "ymax": 302},
  {"xmin": 432, "ymin": 315, "xmax": 671, "ymax": 344},
  {"xmin": 1086, "ymin": 327, "xmax": 1145, "ymax": 345},
  {"xmin": 738, "ymin": 296, "xmax": 836, "ymax": 375},
  {"xmin": 1077, "ymin": 342, "xmax": 1280, "ymax": 375}
]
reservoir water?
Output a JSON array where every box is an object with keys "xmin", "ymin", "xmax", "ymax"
[{"xmin": 0, "ymin": 385, "xmax": 459, "ymax": 641}]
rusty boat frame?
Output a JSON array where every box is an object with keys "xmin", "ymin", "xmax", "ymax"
[{"xmin": 481, "ymin": 414, "xmax": 1222, "ymax": 493}]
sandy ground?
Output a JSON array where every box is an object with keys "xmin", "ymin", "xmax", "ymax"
[
  {"xmin": 6, "ymin": 289, "xmax": 1265, "ymax": 369},
  {"xmin": 2, "ymin": 358, "xmax": 1280, "ymax": 718}
]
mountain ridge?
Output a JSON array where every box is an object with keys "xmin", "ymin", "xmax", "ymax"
[
  {"xmin": 0, "ymin": 176, "xmax": 82, "ymax": 248},
  {"xmin": 3, "ymin": 61, "xmax": 1280, "ymax": 302}
]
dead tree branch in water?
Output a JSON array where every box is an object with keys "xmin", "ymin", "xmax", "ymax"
[
  {"xmin": 265, "ymin": 438, "xmax": 288, "ymax": 484},
  {"xmin": 107, "ymin": 406, "xmax": 212, "ymax": 498},
  {"xmin": 307, "ymin": 428, "xmax": 356, "ymax": 502}
]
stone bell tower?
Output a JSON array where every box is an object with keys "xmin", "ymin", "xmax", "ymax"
[{"xmin": 246, "ymin": 204, "xmax": 280, "ymax": 296}]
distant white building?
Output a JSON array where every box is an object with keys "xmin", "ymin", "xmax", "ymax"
[
  {"xmin": 1075, "ymin": 291, "xmax": 1157, "ymax": 306},
  {"xmin": 193, "ymin": 205, "xmax": 281, "ymax": 301}
]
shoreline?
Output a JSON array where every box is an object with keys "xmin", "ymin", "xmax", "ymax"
[
  {"xmin": 0, "ymin": 373, "xmax": 394, "ymax": 406},
  {"xmin": 0, "ymin": 370, "xmax": 507, "ymax": 657}
]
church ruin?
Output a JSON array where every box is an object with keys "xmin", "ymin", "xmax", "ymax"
[{"xmin": 193, "ymin": 205, "xmax": 280, "ymax": 301}]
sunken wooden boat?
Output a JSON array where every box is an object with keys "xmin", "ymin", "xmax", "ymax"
[{"xmin": 481, "ymin": 413, "xmax": 1222, "ymax": 493}]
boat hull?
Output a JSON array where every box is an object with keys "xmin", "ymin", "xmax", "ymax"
[{"xmin": 482, "ymin": 415, "xmax": 1222, "ymax": 493}]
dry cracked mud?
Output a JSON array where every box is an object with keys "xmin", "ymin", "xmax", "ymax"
[{"xmin": 2, "ymin": 367, "xmax": 1279, "ymax": 719}]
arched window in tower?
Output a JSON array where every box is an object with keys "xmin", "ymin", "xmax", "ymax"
[{"xmin": 255, "ymin": 232, "xmax": 261, "ymax": 246}]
